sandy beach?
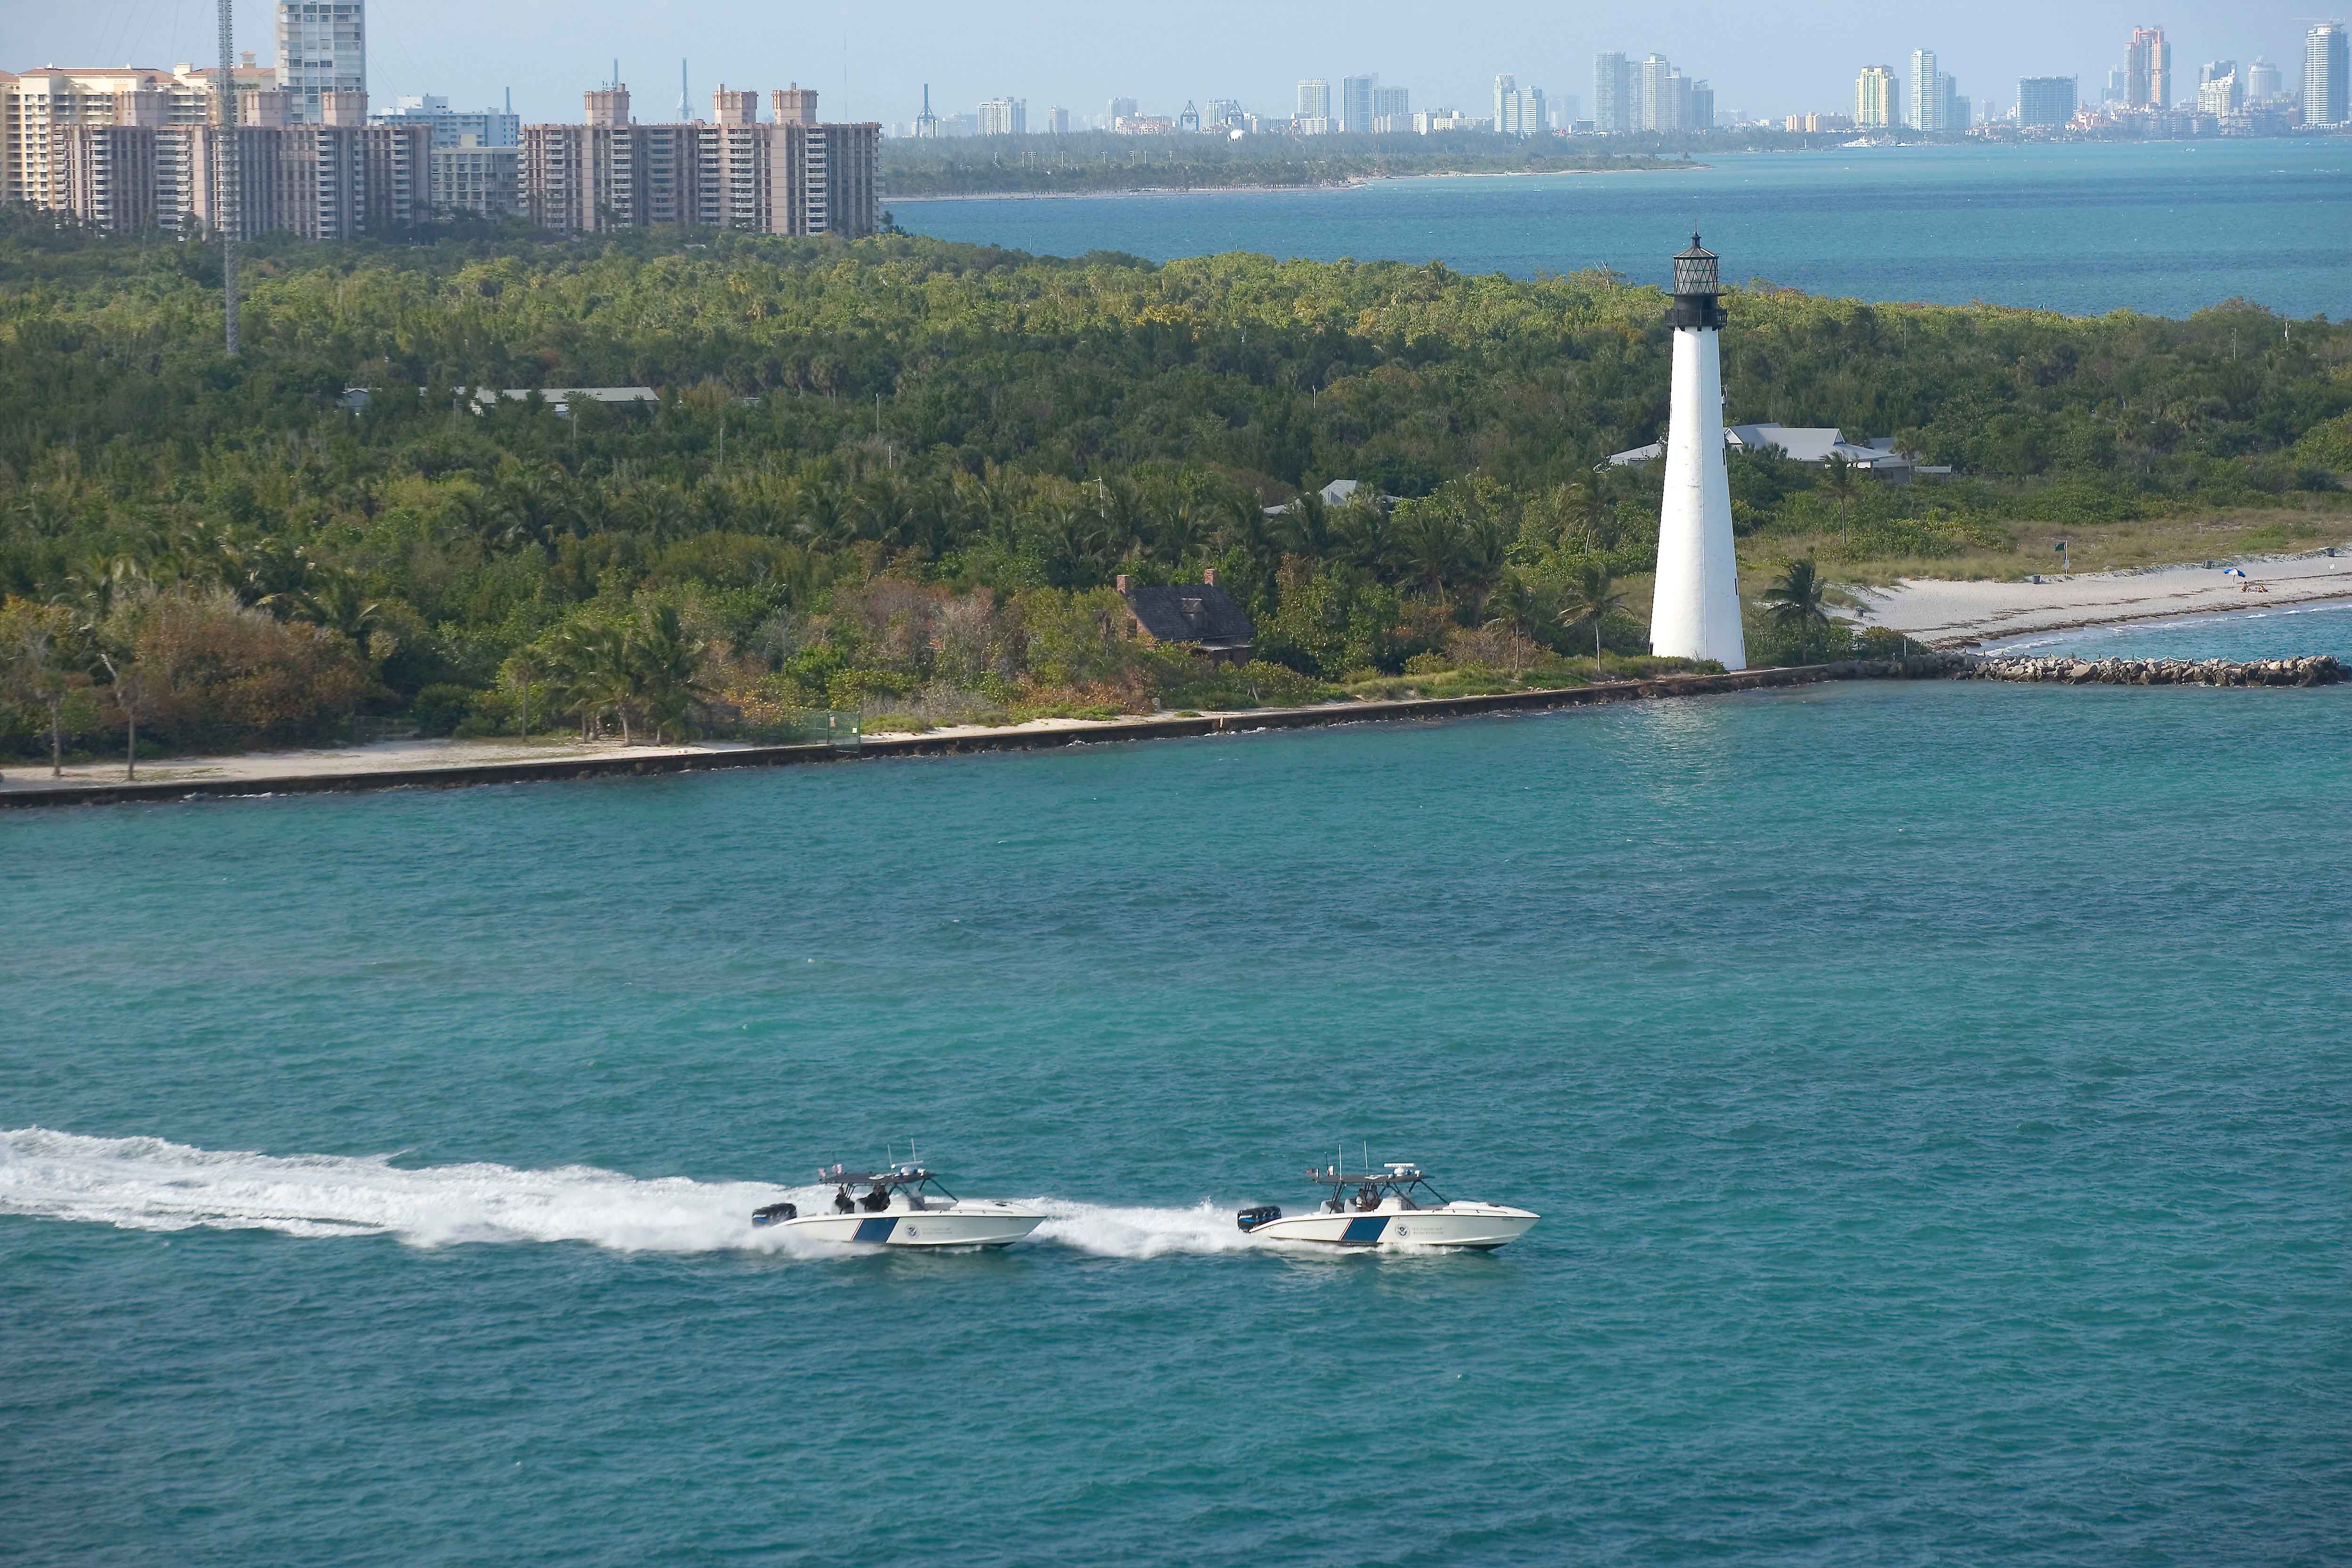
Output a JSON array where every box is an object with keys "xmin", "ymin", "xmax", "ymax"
[{"xmin": 1862, "ymin": 549, "xmax": 2352, "ymax": 647}]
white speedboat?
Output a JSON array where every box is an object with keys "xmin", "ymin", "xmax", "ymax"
[
  {"xmin": 751, "ymin": 1162, "xmax": 1044, "ymax": 1250},
  {"xmin": 1236, "ymin": 1162, "xmax": 1538, "ymax": 1251}
]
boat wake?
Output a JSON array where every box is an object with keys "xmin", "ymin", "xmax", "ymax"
[
  {"xmin": 1029, "ymin": 1197, "xmax": 1261, "ymax": 1258},
  {"xmin": 0, "ymin": 1129, "xmax": 1270, "ymax": 1261}
]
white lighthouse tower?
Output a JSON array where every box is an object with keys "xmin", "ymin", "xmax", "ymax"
[{"xmin": 1648, "ymin": 234, "xmax": 1746, "ymax": 670}]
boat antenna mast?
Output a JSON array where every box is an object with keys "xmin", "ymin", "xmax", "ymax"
[{"xmin": 216, "ymin": 0, "xmax": 238, "ymax": 355}]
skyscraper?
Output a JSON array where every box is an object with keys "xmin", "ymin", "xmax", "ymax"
[
  {"xmin": 2308, "ymin": 22, "xmax": 2350, "ymax": 129},
  {"xmin": 2246, "ymin": 58, "xmax": 2284, "ymax": 102},
  {"xmin": 1492, "ymin": 73, "xmax": 1515, "ymax": 130},
  {"xmin": 978, "ymin": 98, "xmax": 1025, "ymax": 136},
  {"xmin": 1339, "ymin": 74, "xmax": 1376, "ymax": 134},
  {"xmin": 276, "ymin": 0, "xmax": 366, "ymax": 123},
  {"xmin": 1855, "ymin": 65, "xmax": 1897, "ymax": 129},
  {"xmin": 2196, "ymin": 62, "xmax": 2241, "ymax": 116},
  {"xmin": 1909, "ymin": 50, "xmax": 1944, "ymax": 131},
  {"xmin": 2125, "ymin": 27, "xmax": 2171, "ymax": 109},
  {"xmin": 1296, "ymin": 79, "xmax": 1330, "ymax": 122},
  {"xmin": 1594, "ymin": 52, "xmax": 1632, "ymax": 134},
  {"xmin": 2017, "ymin": 76, "xmax": 2078, "ymax": 127},
  {"xmin": 1639, "ymin": 56, "xmax": 1685, "ymax": 132}
]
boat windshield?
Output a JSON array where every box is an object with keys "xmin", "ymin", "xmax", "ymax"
[
  {"xmin": 1303, "ymin": 1166, "xmax": 1448, "ymax": 1210},
  {"xmin": 815, "ymin": 1164, "xmax": 960, "ymax": 1209}
]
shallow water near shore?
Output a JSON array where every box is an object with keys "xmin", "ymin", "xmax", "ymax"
[
  {"xmin": 1985, "ymin": 597, "xmax": 2352, "ymax": 661},
  {"xmin": 6, "ymin": 620, "xmax": 2349, "ymax": 1565}
]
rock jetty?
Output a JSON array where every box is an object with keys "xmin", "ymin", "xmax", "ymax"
[
  {"xmin": 1958, "ymin": 654, "xmax": 2344, "ymax": 686},
  {"xmin": 1827, "ymin": 653, "xmax": 2345, "ymax": 686}
]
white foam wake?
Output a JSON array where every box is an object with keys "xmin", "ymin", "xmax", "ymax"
[
  {"xmin": 1028, "ymin": 1197, "xmax": 1263, "ymax": 1258},
  {"xmin": 0, "ymin": 1129, "xmax": 1305, "ymax": 1262},
  {"xmin": 0, "ymin": 1127, "xmax": 827, "ymax": 1255}
]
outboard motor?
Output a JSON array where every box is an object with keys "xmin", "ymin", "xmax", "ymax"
[
  {"xmin": 751, "ymin": 1202, "xmax": 798, "ymax": 1227},
  {"xmin": 1236, "ymin": 1205, "xmax": 1282, "ymax": 1233}
]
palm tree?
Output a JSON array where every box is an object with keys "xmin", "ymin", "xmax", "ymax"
[
  {"xmin": 1566, "ymin": 476, "xmax": 1614, "ymax": 555},
  {"xmin": 1762, "ymin": 556, "xmax": 1836, "ymax": 664},
  {"xmin": 628, "ymin": 606, "xmax": 713, "ymax": 744},
  {"xmin": 1821, "ymin": 452, "xmax": 1856, "ymax": 528},
  {"xmin": 1556, "ymin": 561, "xmax": 1626, "ymax": 660}
]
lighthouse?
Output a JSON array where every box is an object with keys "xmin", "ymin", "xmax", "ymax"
[{"xmin": 1648, "ymin": 234, "xmax": 1746, "ymax": 670}]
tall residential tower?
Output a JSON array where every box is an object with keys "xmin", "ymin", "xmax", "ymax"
[
  {"xmin": 275, "ymin": 0, "xmax": 365, "ymax": 123},
  {"xmin": 2307, "ymin": 22, "xmax": 2350, "ymax": 129}
]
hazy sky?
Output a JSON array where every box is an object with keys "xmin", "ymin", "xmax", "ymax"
[{"xmin": 20, "ymin": 1, "xmax": 2327, "ymax": 123}]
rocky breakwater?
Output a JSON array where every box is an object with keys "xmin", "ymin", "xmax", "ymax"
[{"xmin": 1955, "ymin": 654, "xmax": 2346, "ymax": 686}]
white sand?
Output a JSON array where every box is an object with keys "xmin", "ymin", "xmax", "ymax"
[{"xmin": 1860, "ymin": 549, "xmax": 2352, "ymax": 647}]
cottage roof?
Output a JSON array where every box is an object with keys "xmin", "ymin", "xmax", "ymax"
[
  {"xmin": 1605, "ymin": 425, "xmax": 1918, "ymax": 471},
  {"xmin": 1119, "ymin": 580, "xmax": 1255, "ymax": 649}
]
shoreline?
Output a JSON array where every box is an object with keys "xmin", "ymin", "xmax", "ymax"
[
  {"xmin": 1863, "ymin": 549, "xmax": 2352, "ymax": 647},
  {"xmin": 0, "ymin": 664, "xmax": 1834, "ymax": 811},
  {"xmin": 887, "ymin": 164, "xmax": 1694, "ymax": 204}
]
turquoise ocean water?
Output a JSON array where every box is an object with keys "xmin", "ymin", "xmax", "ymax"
[
  {"xmin": 6, "ymin": 614, "xmax": 2350, "ymax": 1565},
  {"xmin": 894, "ymin": 141, "xmax": 2352, "ymax": 320}
]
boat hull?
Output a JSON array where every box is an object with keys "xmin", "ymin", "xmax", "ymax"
[
  {"xmin": 1248, "ymin": 1205, "xmax": 1538, "ymax": 1251},
  {"xmin": 773, "ymin": 1203, "xmax": 1044, "ymax": 1249}
]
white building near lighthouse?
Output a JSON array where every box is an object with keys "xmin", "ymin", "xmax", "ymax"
[{"xmin": 1648, "ymin": 234, "xmax": 1747, "ymax": 670}]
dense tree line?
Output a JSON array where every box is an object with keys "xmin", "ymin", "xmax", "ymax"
[{"xmin": 1, "ymin": 210, "xmax": 2347, "ymax": 764}]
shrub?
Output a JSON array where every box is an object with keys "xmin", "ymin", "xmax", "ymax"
[{"xmin": 409, "ymin": 683, "xmax": 478, "ymax": 737}]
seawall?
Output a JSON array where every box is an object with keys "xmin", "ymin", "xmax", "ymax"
[
  {"xmin": 0, "ymin": 664, "xmax": 1836, "ymax": 811},
  {"xmin": 5, "ymin": 653, "xmax": 2337, "ymax": 812}
]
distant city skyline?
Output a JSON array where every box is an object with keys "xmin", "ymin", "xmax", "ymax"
[{"xmin": 11, "ymin": 1, "xmax": 2332, "ymax": 126}]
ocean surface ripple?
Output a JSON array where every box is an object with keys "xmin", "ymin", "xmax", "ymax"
[{"xmin": 5, "ymin": 662, "xmax": 2348, "ymax": 1565}]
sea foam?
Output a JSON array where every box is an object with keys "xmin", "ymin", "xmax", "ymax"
[
  {"xmin": 0, "ymin": 1128, "xmax": 1283, "ymax": 1260},
  {"xmin": 0, "ymin": 1127, "xmax": 828, "ymax": 1255}
]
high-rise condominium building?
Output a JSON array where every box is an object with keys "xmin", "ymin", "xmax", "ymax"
[
  {"xmin": 369, "ymin": 94, "xmax": 518, "ymax": 148},
  {"xmin": 2308, "ymin": 23, "xmax": 2350, "ymax": 128},
  {"xmin": 1371, "ymin": 85, "xmax": 1410, "ymax": 130},
  {"xmin": 2125, "ymin": 26, "xmax": 2171, "ymax": 109},
  {"xmin": 1108, "ymin": 96, "xmax": 1137, "ymax": 125},
  {"xmin": 1855, "ymin": 65, "xmax": 1897, "ymax": 128},
  {"xmin": 1494, "ymin": 82, "xmax": 1547, "ymax": 137},
  {"xmin": 0, "ymin": 58, "xmax": 423, "ymax": 234},
  {"xmin": 1909, "ymin": 50, "xmax": 1946, "ymax": 131},
  {"xmin": 2196, "ymin": 62, "xmax": 2241, "ymax": 116},
  {"xmin": 1639, "ymin": 56, "xmax": 1688, "ymax": 132},
  {"xmin": 1689, "ymin": 82, "xmax": 1713, "ymax": 131},
  {"xmin": 1339, "ymin": 74, "xmax": 1376, "ymax": 133},
  {"xmin": 523, "ymin": 83, "xmax": 880, "ymax": 237},
  {"xmin": 1295, "ymin": 79, "xmax": 1330, "ymax": 121},
  {"xmin": 1048, "ymin": 106, "xmax": 1071, "ymax": 135},
  {"xmin": 2246, "ymin": 58, "xmax": 2283, "ymax": 102},
  {"xmin": 1594, "ymin": 53, "xmax": 1632, "ymax": 134},
  {"xmin": 1491, "ymin": 74, "xmax": 1515, "ymax": 130},
  {"xmin": 277, "ymin": 0, "xmax": 366, "ymax": 123},
  {"xmin": 2017, "ymin": 76, "xmax": 2077, "ymax": 127},
  {"xmin": 978, "ymin": 97, "xmax": 1025, "ymax": 136}
]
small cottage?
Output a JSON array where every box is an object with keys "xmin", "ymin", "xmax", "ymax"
[{"xmin": 1114, "ymin": 571, "xmax": 1255, "ymax": 666}]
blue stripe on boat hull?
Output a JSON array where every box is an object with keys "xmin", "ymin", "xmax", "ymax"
[
  {"xmin": 1341, "ymin": 1216, "xmax": 1389, "ymax": 1244},
  {"xmin": 854, "ymin": 1217, "xmax": 898, "ymax": 1243}
]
